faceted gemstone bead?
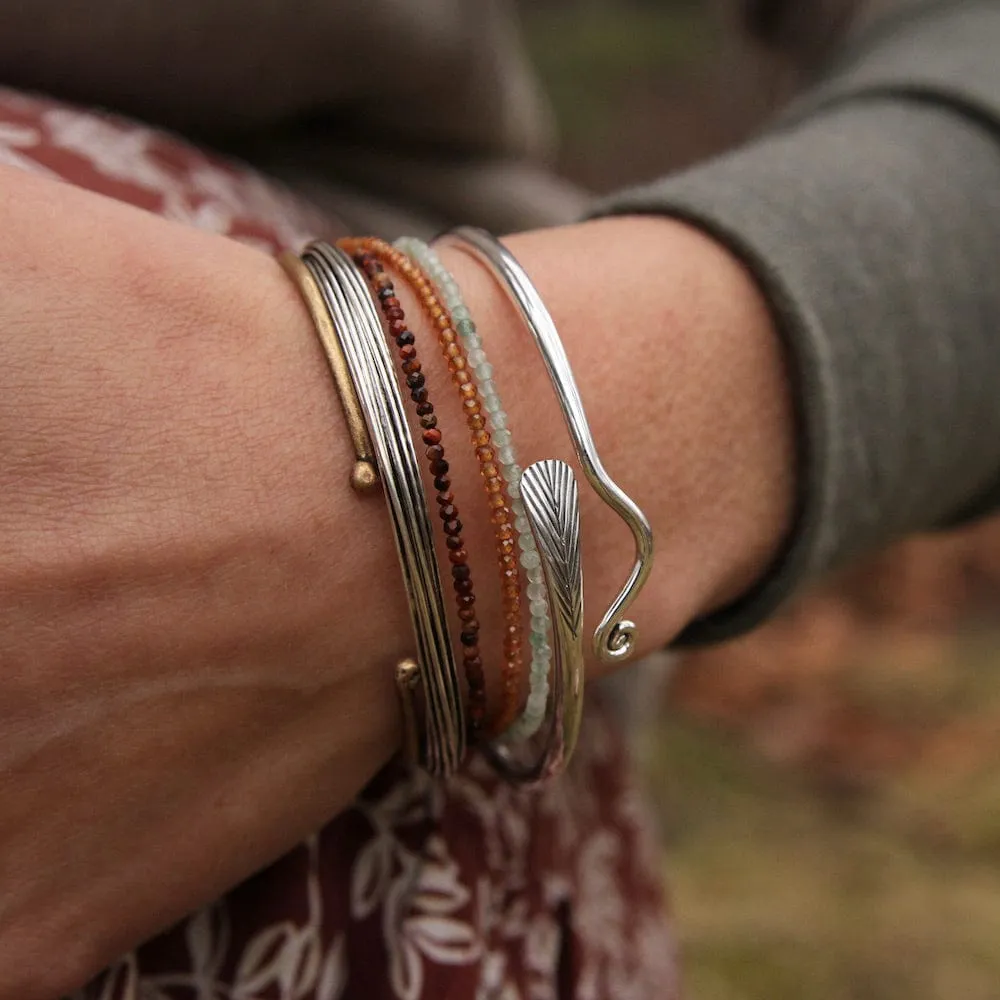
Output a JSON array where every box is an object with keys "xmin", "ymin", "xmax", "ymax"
[{"xmin": 520, "ymin": 551, "xmax": 541, "ymax": 571}]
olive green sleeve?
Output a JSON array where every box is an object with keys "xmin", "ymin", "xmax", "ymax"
[{"xmin": 593, "ymin": 1, "xmax": 1000, "ymax": 644}]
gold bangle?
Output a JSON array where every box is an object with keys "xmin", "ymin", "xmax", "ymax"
[{"xmin": 279, "ymin": 251, "xmax": 379, "ymax": 494}]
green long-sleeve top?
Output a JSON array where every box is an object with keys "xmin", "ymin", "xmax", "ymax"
[
  {"xmin": 2, "ymin": 0, "xmax": 998, "ymax": 642},
  {"xmin": 597, "ymin": 0, "xmax": 1000, "ymax": 642}
]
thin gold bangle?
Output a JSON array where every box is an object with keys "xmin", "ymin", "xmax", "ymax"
[{"xmin": 279, "ymin": 251, "xmax": 380, "ymax": 494}]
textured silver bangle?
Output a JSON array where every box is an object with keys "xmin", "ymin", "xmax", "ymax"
[
  {"xmin": 484, "ymin": 458, "xmax": 585, "ymax": 785},
  {"xmin": 302, "ymin": 241, "xmax": 466, "ymax": 777},
  {"xmin": 440, "ymin": 226, "xmax": 655, "ymax": 665}
]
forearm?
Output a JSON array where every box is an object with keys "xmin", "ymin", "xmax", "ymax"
[{"xmin": 0, "ymin": 165, "xmax": 792, "ymax": 995}]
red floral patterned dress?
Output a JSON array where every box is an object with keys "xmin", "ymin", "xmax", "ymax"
[{"xmin": 0, "ymin": 88, "xmax": 678, "ymax": 1000}]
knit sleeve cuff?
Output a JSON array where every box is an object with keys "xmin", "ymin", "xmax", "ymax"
[{"xmin": 590, "ymin": 80, "xmax": 1000, "ymax": 644}]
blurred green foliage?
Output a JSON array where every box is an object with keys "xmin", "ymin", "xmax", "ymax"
[
  {"xmin": 520, "ymin": 3, "xmax": 709, "ymax": 144},
  {"xmin": 643, "ymin": 643, "xmax": 1000, "ymax": 1000}
]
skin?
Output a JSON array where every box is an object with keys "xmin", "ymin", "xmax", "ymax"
[{"xmin": 0, "ymin": 163, "xmax": 793, "ymax": 998}]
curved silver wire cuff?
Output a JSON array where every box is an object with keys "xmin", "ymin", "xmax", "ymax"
[
  {"xmin": 303, "ymin": 242, "xmax": 466, "ymax": 777},
  {"xmin": 484, "ymin": 459, "xmax": 585, "ymax": 785},
  {"xmin": 440, "ymin": 227, "xmax": 655, "ymax": 664}
]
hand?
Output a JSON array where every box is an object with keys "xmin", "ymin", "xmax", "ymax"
[{"xmin": 0, "ymin": 168, "xmax": 793, "ymax": 997}]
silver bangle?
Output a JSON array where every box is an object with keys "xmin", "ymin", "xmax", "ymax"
[
  {"xmin": 484, "ymin": 459, "xmax": 585, "ymax": 785},
  {"xmin": 302, "ymin": 241, "xmax": 466, "ymax": 777},
  {"xmin": 440, "ymin": 227, "xmax": 655, "ymax": 665}
]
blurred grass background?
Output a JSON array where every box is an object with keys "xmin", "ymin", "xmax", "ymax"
[{"xmin": 517, "ymin": 2, "xmax": 1000, "ymax": 997}]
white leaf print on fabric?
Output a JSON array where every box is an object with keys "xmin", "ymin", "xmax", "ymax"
[
  {"xmin": 351, "ymin": 832, "xmax": 395, "ymax": 921},
  {"xmin": 184, "ymin": 904, "xmax": 230, "ymax": 989},
  {"xmin": 316, "ymin": 937, "xmax": 347, "ymax": 1000},
  {"xmin": 43, "ymin": 109, "xmax": 178, "ymax": 192},
  {"xmin": 410, "ymin": 857, "xmax": 471, "ymax": 916},
  {"xmin": 232, "ymin": 923, "xmax": 298, "ymax": 998},
  {"xmin": 405, "ymin": 915, "xmax": 480, "ymax": 966},
  {"xmin": 0, "ymin": 119, "xmax": 59, "ymax": 177}
]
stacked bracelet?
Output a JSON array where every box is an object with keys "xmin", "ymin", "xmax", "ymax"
[
  {"xmin": 279, "ymin": 226, "xmax": 652, "ymax": 786},
  {"xmin": 346, "ymin": 237, "xmax": 532, "ymax": 737}
]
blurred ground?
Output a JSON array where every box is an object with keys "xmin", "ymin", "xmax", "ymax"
[{"xmin": 518, "ymin": 2, "xmax": 1000, "ymax": 997}]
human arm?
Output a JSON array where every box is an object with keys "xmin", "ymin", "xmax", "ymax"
[
  {"xmin": 0, "ymin": 166, "xmax": 790, "ymax": 997},
  {"xmin": 9, "ymin": 0, "xmax": 1000, "ymax": 993}
]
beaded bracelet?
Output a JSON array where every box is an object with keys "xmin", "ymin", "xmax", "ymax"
[
  {"xmin": 279, "ymin": 228, "xmax": 625, "ymax": 786},
  {"xmin": 342, "ymin": 241, "xmax": 491, "ymax": 740},
  {"xmin": 345, "ymin": 237, "xmax": 530, "ymax": 736},
  {"xmin": 396, "ymin": 237, "xmax": 553, "ymax": 741}
]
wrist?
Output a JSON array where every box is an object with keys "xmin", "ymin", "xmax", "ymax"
[{"xmin": 431, "ymin": 217, "xmax": 795, "ymax": 660}]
